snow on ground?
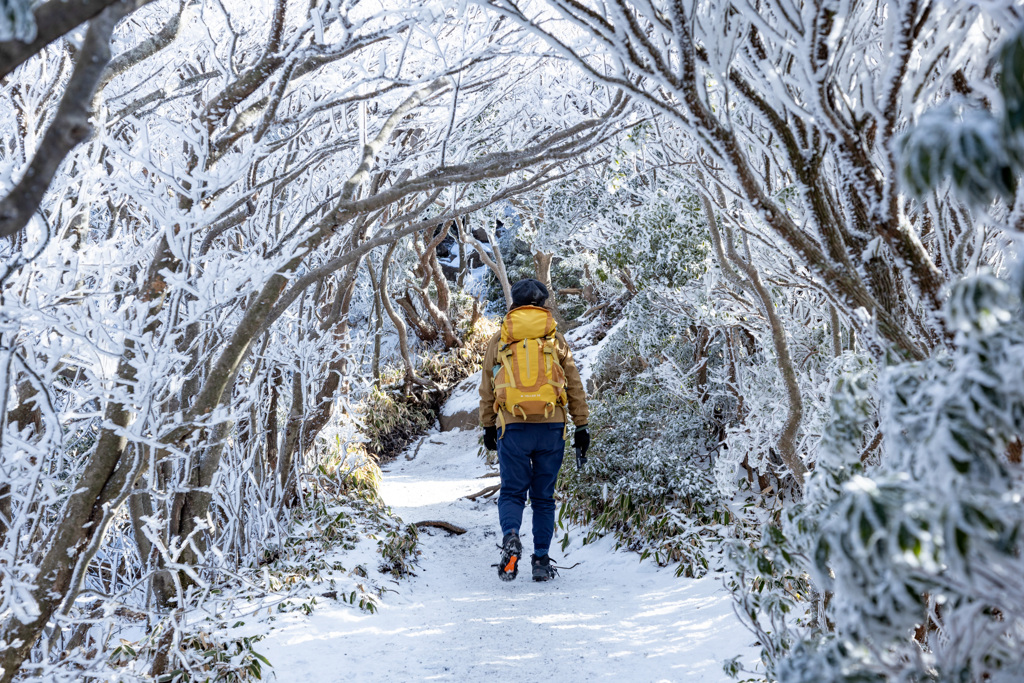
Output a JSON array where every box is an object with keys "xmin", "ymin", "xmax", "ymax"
[
  {"xmin": 260, "ymin": 418, "xmax": 756, "ymax": 681},
  {"xmin": 441, "ymin": 371, "xmax": 480, "ymax": 419},
  {"xmin": 567, "ymin": 317, "xmax": 627, "ymax": 388}
]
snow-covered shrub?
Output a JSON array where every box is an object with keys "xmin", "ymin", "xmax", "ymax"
[
  {"xmin": 99, "ymin": 463, "xmax": 409, "ymax": 680},
  {"xmin": 312, "ymin": 437, "xmax": 384, "ymax": 502},
  {"xmin": 359, "ymin": 384, "xmax": 437, "ymax": 459},
  {"xmin": 597, "ymin": 190, "xmax": 708, "ymax": 291},
  {"xmin": 729, "ymin": 271, "xmax": 1024, "ymax": 682},
  {"xmin": 726, "ymin": 514, "xmax": 816, "ymax": 678},
  {"xmin": 902, "ymin": 27, "xmax": 1024, "ymax": 207},
  {"xmin": 377, "ymin": 522, "xmax": 420, "ymax": 579},
  {"xmin": 724, "ymin": 365, "xmax": 878, "ymax": 678},
  {"xmin": 559, "ymin": 292, "xmax": 739, "ymax": 576},
  {"xmin": 109, "ymin": 629, "xmax": 272, "ymax": 682},
  {"xmin": 559, "ymin": 383, "xmax": 728, "ymax": 577}
]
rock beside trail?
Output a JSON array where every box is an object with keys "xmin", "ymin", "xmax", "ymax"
[{"xmin": 440, "ymin": 371, "xmax": 481, "ymax": 432}]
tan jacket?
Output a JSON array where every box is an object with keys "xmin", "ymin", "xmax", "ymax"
[{"xmin": 478, "ymin": 329, "xmax": 589, "ymax": 428}]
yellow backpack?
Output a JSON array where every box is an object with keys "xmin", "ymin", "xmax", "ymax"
[{"xmin": 492, "ymin": 305, "xmax": 568, "ymax": 432}]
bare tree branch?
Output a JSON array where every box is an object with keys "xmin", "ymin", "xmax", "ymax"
[
  {"xmin": 0, "ymin": 0, "xmax": 141, "ymax": 79},
  {"xmin": 0, "ymin": 3, "xmax": 129, "ymax": 241}
]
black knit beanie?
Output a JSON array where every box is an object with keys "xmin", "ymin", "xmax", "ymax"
[{"xmin": 510, "ymin": 278, "xmax": 549, "ymax": 308}]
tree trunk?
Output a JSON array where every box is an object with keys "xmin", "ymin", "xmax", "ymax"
[
  {"xmin": 830, "ymin": 305, "xmax": 843, "ymax": 358},
  {"xmin": 396, "ymin": 291, "xmax": 440, "ymax": 343},
  {"xmin": 276, "ymin": 372, "xmax": 304, "ymax": 509},
  {"xmin": 369, "ymin": 255, "xmax": 384, "ymax": 384},
  {"xmin": 377, "ymin": 242, "xmax": 419, "ymax": 388},
  {"xmin": 694, "ymin": 325, "xmax": 710, "ymax": 403},
  {"xmin": 460, "ymin": 217, "xmax": 511, "ymax": 309},
  {"xmin": 533, "ymin": 250, "xmax": 568, "ymax": 328},
  {"xmin": 266, "ymin": 366, "xmax": 281, "ymax": 472},
  {"xmin": 701, "ymin": 191, "xmax": 808, "ymax": 494}
]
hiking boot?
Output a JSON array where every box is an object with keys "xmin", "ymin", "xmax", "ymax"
[
  {"xmin": 531, "ymin": 553, "xmax": 558, "ymax": 582},
  {"xmin": 497, "ymin": 532, "xmax": 522, "ymax": 581}
]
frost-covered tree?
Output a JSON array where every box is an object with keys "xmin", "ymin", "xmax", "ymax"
[
  {"xmin": 476, "ymin": 0, "xmax": 1024, "ymax": 500},
  {"xmin": 727, "ymin": 268, "xmax": 1024, "ymax": 682},
  {"xmin": 0, "ymin": 0, "xmax": 631, "ymax": 677},
  {"xmin": 487, "ymin": 0, "xmax": 1024, "ymax": 359},
  {"xmin": 725, "ymin": 19, "xmax": 1024, "ymax": 682}
]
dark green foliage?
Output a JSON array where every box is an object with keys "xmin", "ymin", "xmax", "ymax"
[
  {"xmin": 359, "ymin": 385, "xmax": 437, "ymax": 460},
  {"xmin": 550, "ymin": 258, "xmax": 587, "ymax": 320},
  {"xmin": 598, "ymin": 193, "xmax": 709, "ymax": 290},
  {"xmin": 108, "ymin": 627, "xmax": 273, "ymax": 681},
  {"xmin": 557, "ymin": 293, "xmax": 741, "ymax": 577},
  {"xmin": 558, "ymin": 385, "xmax": 728, "ymax": 577},
  {"xmin": 377, "ymin": 523, "xmax": 419, "ymax": 578},
  {"xmin": 1001, "ymin": 29, "xmax": 1024, "ymax": 136}
]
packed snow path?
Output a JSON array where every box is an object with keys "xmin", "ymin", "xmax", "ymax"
[{"xmin": 261, "ymin": 428, "xmax": 755, "ymax": 681}]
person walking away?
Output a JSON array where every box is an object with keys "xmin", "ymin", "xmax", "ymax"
[{"xmin": 479, "ymin": 278, "xmax": 590, "ymax": 581}]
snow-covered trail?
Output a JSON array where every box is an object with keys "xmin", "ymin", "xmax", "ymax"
[{"xmin": 260, "ymin": 427, "xmax": 755, "ymax": 681}]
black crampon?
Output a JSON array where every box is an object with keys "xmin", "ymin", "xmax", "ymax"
[
  {"xmin": 531, "ymin": 553, "xmax": 558, "ymax": 581},
  {"xmin": 494, "ymin": 532, "xmax": 522, "ymax": 581}
]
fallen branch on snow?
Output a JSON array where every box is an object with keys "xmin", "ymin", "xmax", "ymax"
[
  {"xmin": 414, "ymin": 520, "xmax": 467, "ymax": 535},
  {"xmin": 463, "ymin": 484, "xmax": 500, "ymax": 501}
]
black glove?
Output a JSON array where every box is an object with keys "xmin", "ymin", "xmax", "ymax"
[
  {"xmin": 484, "ymin": 425, "xmax": 498, "ymax": 451},
  {"xmin": 573, "ymin": 425, "xmax": 590, "ymax": 457}
]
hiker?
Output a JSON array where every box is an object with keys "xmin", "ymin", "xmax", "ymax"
[{"xmin": 479, "ymin": 278, "xmax": 590, "ymax": 582}]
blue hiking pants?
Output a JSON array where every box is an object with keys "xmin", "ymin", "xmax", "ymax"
[{"xmin": 496, "ymin": 423, "xmax": 565, "ymax": 554}]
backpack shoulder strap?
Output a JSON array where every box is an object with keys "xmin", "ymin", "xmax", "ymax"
[{"xmin": 494, "ymin": 343, "xmax": 517, "ymax": 389}]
